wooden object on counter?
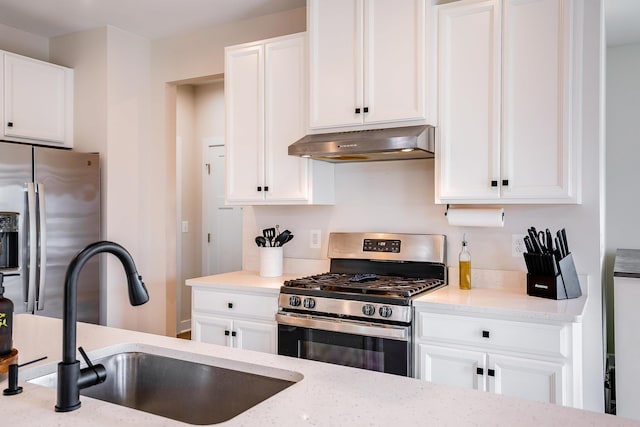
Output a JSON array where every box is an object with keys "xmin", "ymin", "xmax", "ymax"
[{"xmin": 0, "ymin": 348, "xmax": 18, "ymax": 374}]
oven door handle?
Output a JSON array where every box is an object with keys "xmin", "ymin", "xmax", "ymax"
[{"xmin": 275, "ymin": 313, "xmax": 409, "ymax": 342}]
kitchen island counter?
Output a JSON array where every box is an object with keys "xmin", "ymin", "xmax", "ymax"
[{"xmin": 1, "ymin": 314, "xmax": 633, "ymax": 426}]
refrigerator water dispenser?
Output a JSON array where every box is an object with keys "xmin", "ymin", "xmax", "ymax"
[{"xmin": 0, "ymin": 213, "xmax": 18, "ymax": 270}]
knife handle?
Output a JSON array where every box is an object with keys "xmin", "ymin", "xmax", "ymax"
[{"xmin": 560, "ymin": 228, "xmax": 569, "ymax": 255}]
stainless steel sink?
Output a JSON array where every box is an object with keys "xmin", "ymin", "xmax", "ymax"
[{"xmin": 28, "ymin": 348, "xmax": 300, "ymax": 425}]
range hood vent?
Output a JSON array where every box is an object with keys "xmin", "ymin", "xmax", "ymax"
[{"xmin": 288, "ymin": 125, "xmax": 435, "ymax": 163}]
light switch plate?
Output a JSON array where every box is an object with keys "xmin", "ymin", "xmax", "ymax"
[{"xmin": 310, "ymin": 229, "xmax": 321, "ymax": 249}]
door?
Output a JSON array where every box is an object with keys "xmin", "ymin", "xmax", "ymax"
[
  {"xmin": 488, "ymin": 353, "xmax": 565, "ymax": 405},
  {"xmin": 203, "ymin": 145, "xmax": 242, "ymax": 276},
  {"xmin": 192, "ymin": 313, "xmax": 233, "ymax": 347},
  {"xmin": 436, "ymin": 0, "xmax": 502, "ymax": 202},
  {"xmin": 225, "ymin": 44, "xmax": 264, "ymax": 202},
  {"xmin": 264, "ymin": 35, "xmax": 309, "ymax": 202},
  {"xmin": 416, "ymin": 343, "xmax": 487, "ymax": 391},
  {"xmin": 0, "ymin": 143, "xmax": 32, "ymax": 314},
  {"xmin": 501, "ymin": 0, "xmax": 574, "ymax": 200},
  {"xmin": 308, "ymin": 0, "xmax": 363, "ymax": 128},
  {"xmin": 34, "ymin": 147, "xmax": 100, "ymax": 323},
  {"xmin": 3, "ymin": 53, "xmax": 69, "ymax": 145},
  {"xmin": 234, "ymin": 319, "xmax": 277, "ymax": 353},
  {"xmin": 364, "ymin": 0, "xmax": 426, "ymax": 124}
]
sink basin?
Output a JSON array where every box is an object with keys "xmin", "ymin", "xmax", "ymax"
[{"xmin": 27, "ymin": 345, "xmax": 301, "ymax": 425}]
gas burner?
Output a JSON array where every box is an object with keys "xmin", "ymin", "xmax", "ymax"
[{"xmin": 284, "ymin": 273, "xmax": 444, "ymax": 298}]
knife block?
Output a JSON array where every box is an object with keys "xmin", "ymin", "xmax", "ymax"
[{"xmin": 526, "ymin": 253, "xmax": 581, "ymax": 300}]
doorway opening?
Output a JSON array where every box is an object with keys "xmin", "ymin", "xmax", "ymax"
[{"xmin": 175, "ymin": 76, "xmax": 243, "ymax": 335}]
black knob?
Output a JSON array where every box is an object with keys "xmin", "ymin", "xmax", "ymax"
[
  {"xmin": 488, "ymin": 369, "xmax": 495, "ymax": 377},
  {"xmin": 502, "ymin": 179, "xmax": 509, "ymax": 186},
  {"xmin": 231, "ymin": 331, "xmax": 237, "ymax": 337},
  {"xmin": 303, "ymin": 298, "xmax": 316, "ymax": 309},
  {"xmin": 355, "ymin": 108, "xmax": 361, "ymax": 114},
  {"xmin": 363, "ymin": 107, "xmax": 369, "ymax": 113},
  {"xmin": 476, "ymin": 367, "xmax": 484, "ymax": 375},
  {"xmin": 224, "ymin": 330, "xmax": 230, "ymax": 336},
  {"xmin": 379, "ymin": 306, "xmax": 393, "ymax": 318},
  {"xmin": 289, "ymin": 296, "xmax": 301, "ymax": 307},
  {"xmin": 257, "ymin": 186, "xmax": 262, "ymax": 191},
  {"xmin": 227, "ymin": 302, "xmax": 233, "ymax": 309},
  {"xmin": 482, "ymin": 330, "xmax": 490, "ymax": 338},
  {"xmin": 362, "ymin": 304, "xmax": 376, "ymax": 316},
  {"xmin": 491, "ymin": 180, "xmax": 498, "ymax": 187},
  {"xmin": 264, "ymin": 186, "xmax": 269, "ymax": 192},
  {"xmin": 7, "ymin": 122, "xmax": 13, "ymax": 128}
]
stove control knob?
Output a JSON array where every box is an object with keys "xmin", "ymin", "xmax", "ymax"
[
  {"xmin": 289, "ymin": 296, "xmax": 301, "ymax": 307},
  {"xmin": 379, "ymin": 306, "xmax": 393, "ymax": 318},
  {"xmin": 362, "ymin": 304, "xmax": 376, "ymax": 316},
  {"xmin": 303, "ymin": 298, "xmax": 316, "ymax": 309}
]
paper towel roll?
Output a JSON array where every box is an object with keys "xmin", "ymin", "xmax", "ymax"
[{"xmin": 446, "ymin": 208, "xmax": 504, "ymax": 227}]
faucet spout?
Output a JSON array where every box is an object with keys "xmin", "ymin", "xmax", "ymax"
[{"xmin": 55, "ymin": 241, "xmax": 149, "ymax": 412}]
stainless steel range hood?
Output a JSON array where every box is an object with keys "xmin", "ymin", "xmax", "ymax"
[{"xmin": 288, "ymin": 125, "xmax": 435, "ymax": 163}]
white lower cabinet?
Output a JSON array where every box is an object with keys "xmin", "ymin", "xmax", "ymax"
[
  {"xmin": 415, "ymin": 310, "xmax": 581, "ymax": 407},
  {"xmin": 191, "ymin": 287, "xmax": 278, "ymax": 354}
]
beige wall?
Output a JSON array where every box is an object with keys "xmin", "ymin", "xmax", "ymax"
[
  {"xmin": 150, "ymin": 7, "xmax": 306, "ymax": 336},
  {"xmin": 0, "ymin": 22, "xmax": 49, "ymax": 61},
  {"xmin": 50, "ymin": 26, "xmax": 155, "ymax": 332}
]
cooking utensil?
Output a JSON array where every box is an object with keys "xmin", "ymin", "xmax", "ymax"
[
  {"xmin": 255, "ymin": 236, "xmax": 267, "ymax": 247},
  {"xmin": 560, "ymin": 228, "xmax": 569, "ymax": 255},
  {"xmin": 263, "ymin": 228, "xmax": 276, "ymax": 247},
  {"xmin": 283, "ymin": 234, "xmax": 294, "ymax": 245},
  {"xmin": 527, "ymin": 228, "xmax": 542, "ymax": 254},
  {"xmin": 274, "ymin": 230, "xmax": 291, "ymax": 247},
  {"xmin": 545, "ymin": 229, "xmax": 554, "ymax": 253}
]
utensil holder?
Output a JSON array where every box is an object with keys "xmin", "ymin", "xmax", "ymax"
[
  {"xmin": 259, "ymin": 247, "xmax": 283, "ymax": 278},
  {"xmin": 525, "ymin": 253, "xmax": 581, "ymax": 300}
]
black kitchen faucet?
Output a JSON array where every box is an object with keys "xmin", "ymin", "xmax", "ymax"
[{"xmin": 55, "ymin": 241, "xmax": 149, "ymax": 412}]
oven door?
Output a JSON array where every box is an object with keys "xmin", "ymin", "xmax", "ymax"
[{"xmin": 276, "ymin": 312, "xmax": 411, "ymax": 376}]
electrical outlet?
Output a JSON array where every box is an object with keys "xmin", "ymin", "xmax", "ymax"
[
  {"xmin": 310, "ymin": 229, "xmax": 321, "ymax": 249},
  {"xmin": 512, "ymin": 234, "xmax": 526, "ymax": 257},
  {"xmin": 181, "ymin": 221, "xmax": 189, "ymax": 233}
]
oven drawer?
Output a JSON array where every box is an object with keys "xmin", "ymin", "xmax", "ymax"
[
  {"xmin": 192, "ymin": 287, "xmax": 277, "ymax": 320},
  {"xmin": 415, "ymin": 312, "xmax": 568, "ymax": 357}
]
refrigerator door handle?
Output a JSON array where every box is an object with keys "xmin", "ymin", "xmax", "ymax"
[
  {"xmin": 26, "ymin": 182, "xmax": 37, "ymax": 312},
  {"xmin": 36, "ymin": 183, "xmax": 47, "ymax": 311}
]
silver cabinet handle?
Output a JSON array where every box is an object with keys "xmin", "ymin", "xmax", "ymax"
[
  {"xmin": 26, "ymin": 183, "xmax": 37, "ymax": 312},
  {"xmin": 36, "ymin": 183, "xmax": 47, "ymax": 311}
]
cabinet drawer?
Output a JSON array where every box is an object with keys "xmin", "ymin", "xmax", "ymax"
[
  {"xmin": 192, "ymin": 287, "xmax": 277, "ymax": 320},
  {"xmin": 416, "ymin": 312, "xmax": 568, "ymax": 357}
]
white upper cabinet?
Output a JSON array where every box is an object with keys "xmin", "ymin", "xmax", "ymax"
[
  {"xmin": 1, "ymin": 51, "xmax": 73, "ymax": 148},
  {"xmin": 435, "ymin": 0, "xmax": 581, "ymax": 204},
  {"xmin": 225, "ymin": 33, "xmax": 334, "ymax": 205},
  {"xmin": 308, "ymin": 0, "xmax": 428, "ymax": 130}
]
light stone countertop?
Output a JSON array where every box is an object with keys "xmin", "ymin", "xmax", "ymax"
[
  {"xmin": 414, "ymin": 284, "xmax": 588, "ymax": 323},
  {"xmin": 2, "ymin": 314, "xmax": 635, "ymax": 426},
  {"xmin": 186, "ymin": 270, "xmax": 588, "ymax": 323}
]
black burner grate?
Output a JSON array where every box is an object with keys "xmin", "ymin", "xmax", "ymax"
[{"xmin": 283, "ymin": 273, "xmax": 444, "ymax": 298}]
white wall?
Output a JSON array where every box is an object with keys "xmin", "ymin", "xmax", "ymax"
[
  {"xmin": 0, "ymin": 22, "xmax": 49, "ymax": 61},
  {"xmin": 605, "ymin": 42, "xmax": 640, "ymax": 353}
]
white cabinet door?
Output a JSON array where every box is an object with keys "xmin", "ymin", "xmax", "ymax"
[
  {"xmin": 308, "ymin": 0, "xmax": 427, "ymax": 129},
  {"xmin": 363, "ymin": 0, "xmax": 426, "ymax": 124},
  {"xmin": 234, "ymin": 319, "xmax": 277, "ymax": 353},
  {"xmin": 308, "ymin": 0, "xmax": 363, "ymax": 129},
  {"xmin": 435, "ymin": 0, "xmax": 501, "ymax": 201},
  {"xmin": 435, "ymin": 0, "xmax": 580, "ymax": 204},
  {"xmin": 489, "ymin": 353, "xmax": 565, "ymax": 405},
  {"xmin": 416, "ymin": 343, "xmax": 487, "ymax": 391},
  {"xmin": 3, "ymin": 52, "xmax": 72, "ymax": 146},
  {"xmin": 501, "ymin": 0, "xmax": 577, "ymax": 201},
  {"xmin": 225, "ymin": 44, "xmax": 264, "ymax": 203},
  {"xmin": 192, "ymin": 314, "xmax": 233, "ymax": 347},
  {"xmin": 264, "ymin": 35, "xmax": 309, "ymax": 202}
]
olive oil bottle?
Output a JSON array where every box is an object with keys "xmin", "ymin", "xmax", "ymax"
[
  {"xmin": 459, "ymin": 234, "xmax": 471, "ymax": 290},
  {"xmin": 0, "ymin": 273, "xmax": 14, "ymax": 356}
]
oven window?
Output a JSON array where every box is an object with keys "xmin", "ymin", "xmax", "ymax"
[{"xmin": 278, "ymin": 324, "xmax": 410, "ymax": 376}]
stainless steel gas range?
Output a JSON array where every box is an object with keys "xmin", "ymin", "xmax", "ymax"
[{"xmin": 276, "ymin": 232, "xmax": 447, "ymax": 377}]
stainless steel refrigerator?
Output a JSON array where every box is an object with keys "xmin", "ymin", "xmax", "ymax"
[{"xmin": 0, "ymin": 141, "xmax": 100, "ymax": 323}]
